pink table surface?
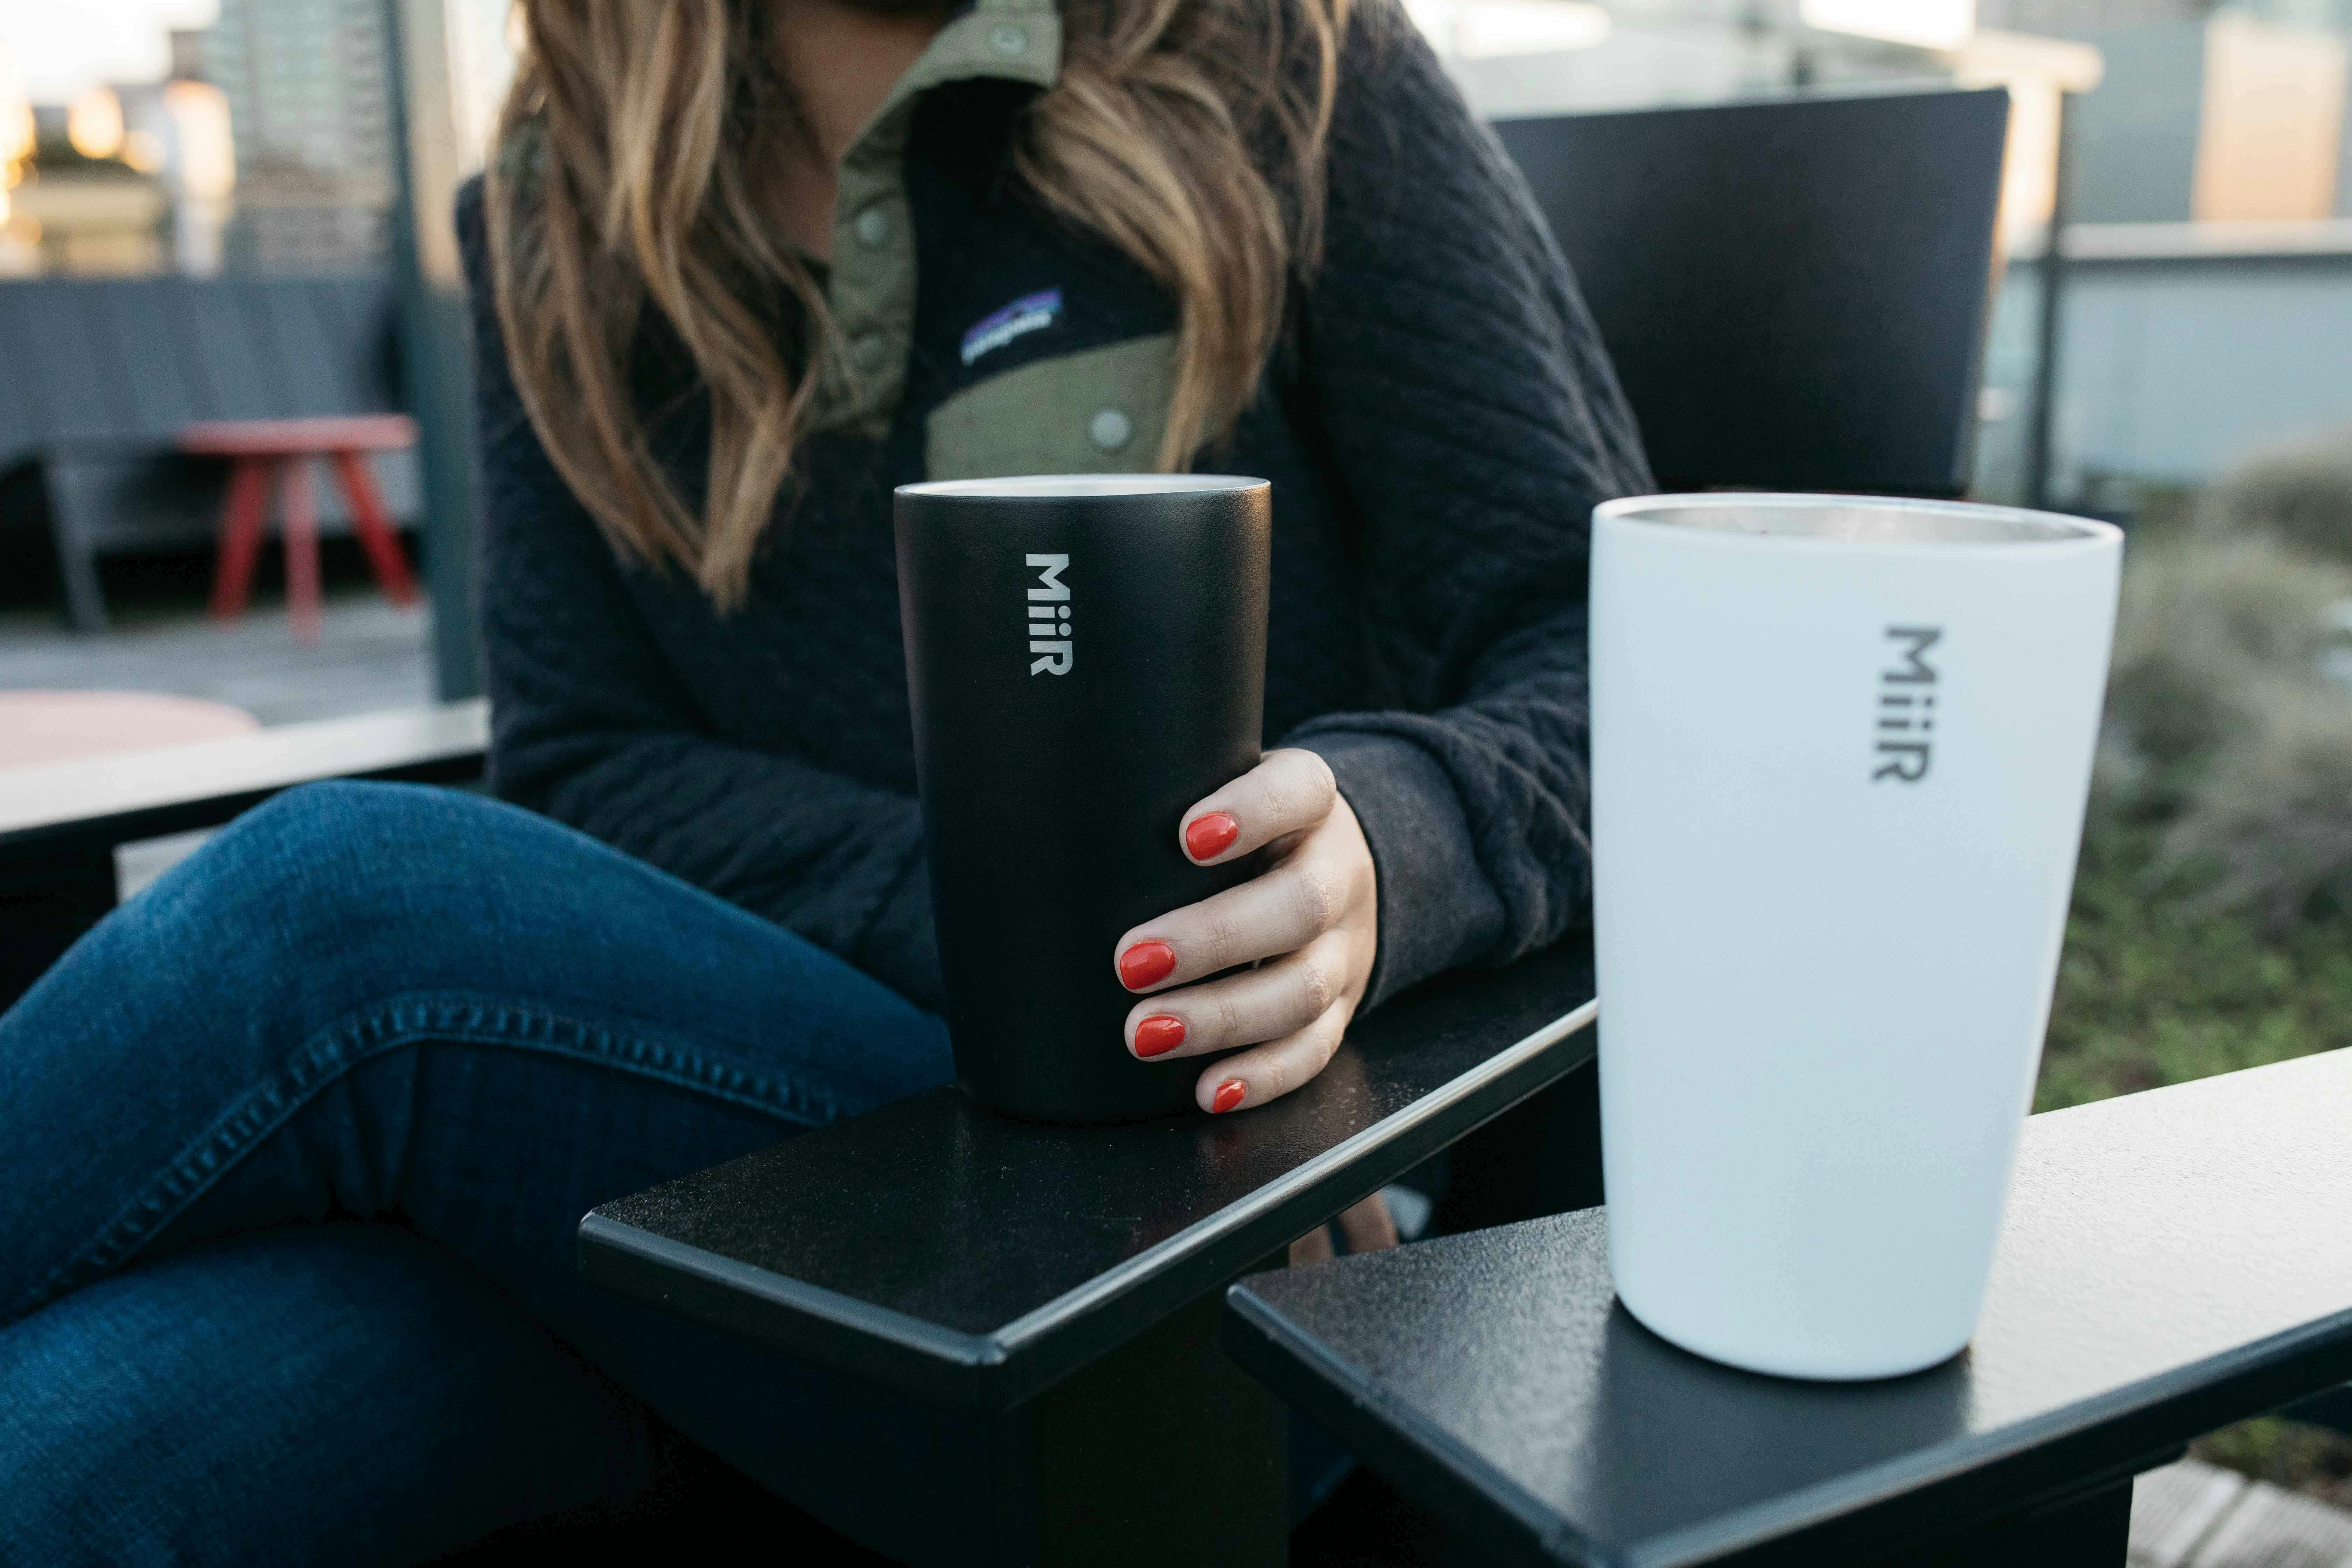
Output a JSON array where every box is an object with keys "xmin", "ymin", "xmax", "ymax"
[{"xmin": 0, "ymin": 691, "xmax": 261, "ymax": 770}]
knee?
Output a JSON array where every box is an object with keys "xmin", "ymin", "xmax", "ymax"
[
  {"xmin": 124, "ymin": 782, "xmax": 614, "ymax": 1017},
  {"xmin": 234, "ymin": 778, "xmax": 455, "ymax": 850},
  {"xmin": 223, "ymin": 779, "xmax": 429, "ymax": 856},
  {"xmin": 12, "ymin": 783, "xmax": 496, "ymax": 1041},
  {"xmin": 141, "ymin": 782, "xmax": 482, "ymax": 950},
  {"xmin": 215, "ymin": 779, "xmax": 454, "ymax": 884}
]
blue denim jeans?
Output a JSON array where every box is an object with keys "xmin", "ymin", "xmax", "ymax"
[{"xmin": 0, "ymin": 781, "xmax": 962, "ymax": 1566}]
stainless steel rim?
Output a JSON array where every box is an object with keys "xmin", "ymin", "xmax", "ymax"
[
  {"xmin": 899, "ymin": 474, "xmax": 1267, "ymax": 499},
  {"xmin": 1595, "ymin": 491, "xmax": 2121, "ymax": 549}
]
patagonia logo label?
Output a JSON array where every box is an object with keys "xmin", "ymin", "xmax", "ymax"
[
  {"xmin": 1027, "ymin": 553, "xmax": 1072, "ymax": 675},
  {"xmin": 1871, "ymin": 625, "xmax": 1942, "ymax": 783},
  {"xmin": 962, "ymin": 289, "xmax": 1061, "ymax": 366}
]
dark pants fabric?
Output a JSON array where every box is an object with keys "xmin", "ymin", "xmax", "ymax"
[{"xmin": 0, "ymin": 782, "xmax": 963, "ymax": 1566}]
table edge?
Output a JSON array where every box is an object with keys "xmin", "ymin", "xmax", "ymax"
[
  {"xmin": 1226, "ymin": 1241, "xmax": 2352, "ymax": 1568},
  {"xmin": 578, "ymin": 993, "xmax": 1599, "ymax": 1410},
  {"xmin": 576, "ymin": 1213, "xmax": 1001, "ymax": 1369},
  {"xmin": 0, "ymin": 700, "xmax": 489, "ymax": 850},
  {"xmin": 995, "ymin": 997, "xmax": 1600, "ymax": 1357},
  {"xmin": 1646, "ymin": 1306, "xmax": 2352, "ymax": 1567}
]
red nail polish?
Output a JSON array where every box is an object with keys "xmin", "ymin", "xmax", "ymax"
[
  {"xmin": 1118, "ymin": 940, "xmax": 1176, "ymax": 990},
  {"xmin": 1134, "ymin": 1016, "xmax": 1186, "ymax": 1058},
  {"xmin": 1211, "ymin": 1079, "xmax": 1247, "ymax": 1114},
  {"xmin": 1184, "ymin": 812, "xmax": 1240, "ymax": 862}
]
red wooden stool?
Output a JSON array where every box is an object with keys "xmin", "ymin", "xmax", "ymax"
[{"xmin": 179, "ymin": 415, "xmax": 422, "ymax": 644}]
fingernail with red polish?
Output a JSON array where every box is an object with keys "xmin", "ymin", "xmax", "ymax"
[
  {"xmin": 1133, "ymin": 1016, "xmax": 1186, "ymax": 1058},
  {"xmin": 1118, "ymin": 940, "xmax": 1176, "ymax": 990},
  {"xmin": 1211, "ymin": 1079, "xmax": 1247, "ymax": 1114},
  {"xmin": 1184, "ymin": 812, "xmax": 1240, "ymax": 863}
]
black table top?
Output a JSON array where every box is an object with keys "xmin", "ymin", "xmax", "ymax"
[
  {"xmin": 580, "ymin": 939, "xmax": 1596, "ymax": 1410},
  {"xmin": 1225, "ymin": 1048, "xmax": 2352, "ymax": 1568}
]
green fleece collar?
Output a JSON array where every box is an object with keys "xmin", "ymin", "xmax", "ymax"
[{"xmin": 819, "ymin": 0, "xmax": 1064, "ymax": 433}]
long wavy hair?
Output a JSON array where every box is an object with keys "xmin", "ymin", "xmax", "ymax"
[{"xmin": 486, "ymin": 0, "xmax": 1353, "ymax": 606}]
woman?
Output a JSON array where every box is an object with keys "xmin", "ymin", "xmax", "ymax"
[{"xmin": 0, "ymin": 0, "xmax": 1646, "ymax": 1558}]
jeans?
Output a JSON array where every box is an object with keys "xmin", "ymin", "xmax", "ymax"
[{"xmin": 0, "ymin": 781, "xmax": 960, "ymax": 1566}]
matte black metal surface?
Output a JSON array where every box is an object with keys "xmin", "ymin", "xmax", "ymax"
[
  {"xmin": 896, "ymin": 478, "xmax": 1269, "ymax": 1122},
  {"xmin": 1026, "ymin": 1288, "xmax": 1287, "ymax": 1566},
  {"xmin": 1226, "ymin": 1048, "xmax": 2352, "ymax": 1568},
  {"xmin": 580, "ymin": 939, "xmax": 1596, "ymax": 1409},
  {"xmin": 1496, "ymin": 89, "xmax": 2008, "ymax": 497}
]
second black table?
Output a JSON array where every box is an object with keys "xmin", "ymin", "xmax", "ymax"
[{"xmin": 1227, "ymin": 1048, "xmax": 2352, "ymax": 1567}]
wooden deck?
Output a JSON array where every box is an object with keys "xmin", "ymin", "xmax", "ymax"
[
  {"xmin": 2134, "ymin": 1460, "xmax": 2352, "ymax": 1567},
  {"xmin": 0, "ymin": 593, "xmax": 430, "ymax": 726}
]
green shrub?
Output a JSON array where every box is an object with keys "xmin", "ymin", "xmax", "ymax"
[
  {"xmin": 2042, "ymin": 476, "xmax": 2352, "ymax": 1109},
  {"xmin": 2040, "ymin": 457, "xmax": 2352, "ymax": 1505},
  {"xmin": 2040, "ymin": 813, "xmax": 2352, "ymax": 1111},
  {"xmin": 2193, "ymin": 1415, "xmax": 2352, "ymax": 1510},
  {"xmin": 2196, "ymin": 427, "xmax": 2352, "ymax": 565},
  {"xmin": 2096, "ymin": 522, "xmax": 2352, "ymax": 930}
]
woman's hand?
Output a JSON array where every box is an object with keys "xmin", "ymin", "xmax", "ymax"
[{"xmin": 1111, "ymin": 749, "xmax": 1378, "ymax": 1114}]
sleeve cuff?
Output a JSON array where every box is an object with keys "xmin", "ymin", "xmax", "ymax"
[{"xmin": 1302, "ymin": 731, "xmax": 1506, "ymax": 1009}]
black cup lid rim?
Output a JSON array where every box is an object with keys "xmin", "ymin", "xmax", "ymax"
[{"xmin": 897, "ymin": 474, "xmax": 1269, "ymax": 501}]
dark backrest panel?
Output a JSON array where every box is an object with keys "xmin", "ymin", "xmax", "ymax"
[
  {"xmin": 1495, "ymin": 88, "xmax": 2011, "ymax": 497},
  {"xmin": 0, "ymin": 273, "xmax": 399, "ymax": 464},
  {"xmin": 180, "ymin": 282, "xmax": 285, "ymax": 422},
  {"xmin": 0, "ymin": 282, "xmax": 130, "ymax": 446},
  {"xmin": 82, "ymin": 280, "xmax": 213, "ymax": 434},
  {"xmin": 308, "ymin": 275, "xmax": 407, "ymax": 413},
  {"xmin": 0, "ymin": 293, "xmax": 39, "ymax": 448}
]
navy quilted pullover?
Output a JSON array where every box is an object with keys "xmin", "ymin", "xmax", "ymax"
[{"xmin": 463, "ymin": 13, "xmax": 1652, "ymax": 1014}]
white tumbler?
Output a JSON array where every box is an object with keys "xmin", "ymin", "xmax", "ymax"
[{"xmin": 1590, "ymin": 493, "xmax": 2123, "ymax": 1380}]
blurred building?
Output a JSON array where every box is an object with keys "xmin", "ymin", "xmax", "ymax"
[
  {"xmin": 0, "ymin": 40, "xmax": 34, "ymax": 275},
  {"xmin": 7, "ymin": 99, "xmax": 169, "ymax": 275},
  {"xmin": 1963, "ymin": 0, "xmax": 2352, "ymax": 505},
  {"xmin": 1396, "ymin": 0, "xmax": 2350, "ymax": 508},
  {"xmin": 0, "ymin": 72, "xmax": 239, "ymax": 280},
  {"xmin": 1975, "ymin": 2, "xmax": 2351, "ymax": 223},
  {"xmin": 122, "ymin": 77, "xmax": 241, "ymax": 275},
  {"xmin": 445, "ymin": 0, "xmax": 521, "ymax": 170},
  {"xmin": 202, "ymin": 0, "xmax": 398, "ymax": 270},
  {"xmin": 1427, "ymin": 0, "xmax": 2102, "ymax": 250}
]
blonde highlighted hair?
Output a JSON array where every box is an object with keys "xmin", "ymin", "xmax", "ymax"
[{"xmin": 486, "ymin": 0, "xmax": 1353, "ymax": 606}]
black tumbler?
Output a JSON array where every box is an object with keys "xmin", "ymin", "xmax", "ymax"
[{"xmin": 895, "ymin": 475, "xmax": 1272, "ymax": 1122}]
